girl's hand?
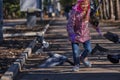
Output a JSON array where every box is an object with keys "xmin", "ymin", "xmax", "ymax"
[
  {"xmin": 96, "ymin": 27, "xmax": 102, "ymax": 36},
  {"xmin": 70, "ymin": 34, "xmax": 76, "ymax": 42}
]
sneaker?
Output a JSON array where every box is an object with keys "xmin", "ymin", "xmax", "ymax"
[
  {"xmin": 80, "ymin": 58, "xmax": 92, "ymax": 68},
  {"xmin": 72, "ymin": 65, "xmax": 80, "ymax": 72},
  {"xmin": 82, "ymin": 60, "xmax": 92, "ymax": 68}
]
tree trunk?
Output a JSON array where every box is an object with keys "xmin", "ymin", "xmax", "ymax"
[
  {"xmin": 115, "ymin": 0, "xmax": 120, "ymax": 20},
  {"xmin": 0, "ymin": 0, "xmax": 3, "ymax": 43},
  {"xmin": 103, "ymin": 0, "xmax": 108, "ymax": 19},
  {"xmin": 109, "ymin": 0, "xmax": 115, "ymax": 20},
  {"xmin": 99, "ymin": 0, "xmax": 103, "ymax": 20},
  {"xmin": 105, "ymin": 0, "xmax": 110, "ymax": 19}
]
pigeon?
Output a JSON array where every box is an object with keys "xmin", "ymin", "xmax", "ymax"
[
  {"xmin": 39, "ymin": 52, "xmax": 74, "ymax": 68},
  {"xmin": 107, "ymin": 54, "xmax": 120, "ymax": 64}
]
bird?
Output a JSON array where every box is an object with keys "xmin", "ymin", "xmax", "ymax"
[
  {"xmin": 103, "ymin": 32, "xmax": 119, "ymax": 43},
  {"xmin": 91, "ymin": 43, "xmax": 109, "ymax": 55},
  {"xmin": 107, "ymin": 54, "xmax": 119, "ymax": 64},
  {"xmin": 38, "ymin": 52, "xmax": 74, "ymax": 68}
]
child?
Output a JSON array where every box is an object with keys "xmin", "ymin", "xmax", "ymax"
[{"xmin": 66, "ymin": 0, "xmax": 101, "ymax": 71}]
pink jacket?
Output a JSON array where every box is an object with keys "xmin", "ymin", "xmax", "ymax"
[{"xmin": 66, "ymin": 9, "xmax": 91, "ymax": 43}]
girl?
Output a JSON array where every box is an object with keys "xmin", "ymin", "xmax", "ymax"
[{"xmin": 66, "ymin": 0, "xmax": 100, "ymax": 71}]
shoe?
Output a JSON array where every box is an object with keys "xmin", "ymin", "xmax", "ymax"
[
  {"xmin": 107, "ymin": 54, "xmax": 119, "ymax": 64},
  {"xmin": 81, "ymin": 58, "xmax": 92, "ymax": 68},
  {"xmin": 72, "ymin": 65, "xmax": 80, "ymax": 72},
  {"xmin": 82, "ymin": 60, "xmax": 92, "ymax": 68}
]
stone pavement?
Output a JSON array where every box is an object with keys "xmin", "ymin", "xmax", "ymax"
[{"xmin": 16, "ymin": 16, "xmax": 120, "ymax": 80}]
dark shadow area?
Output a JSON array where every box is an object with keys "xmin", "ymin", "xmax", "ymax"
[
  {"xmin": 50, "ymin": 22, "xmax": 67, "ymax": 26},
  {"xmin": 0, "ymin": 58, "xmax": 16, "ymax": 74},
  {"xmin": 3, "ymin": 21, "xmax": 26, "ymax": 27},
  {"xmin": 16, "ymin": 72, "xmax": 120, "ymax": 80},
  {"xmin": 0, "ymin": 39, "xmax": 32, "ymax": 49}
]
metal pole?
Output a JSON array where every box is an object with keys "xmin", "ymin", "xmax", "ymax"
[{"xmin": 0, "ymin": 0, "xmax": 3, "ymax": 43}]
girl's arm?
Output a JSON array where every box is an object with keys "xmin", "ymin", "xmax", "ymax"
[
  {"xmin": 66, "ymin": 11, "xmax": 76, "ymax": 42},
  {"xmin": 89, "ymin": 21, "xmax": 102, "ymax": 36}
]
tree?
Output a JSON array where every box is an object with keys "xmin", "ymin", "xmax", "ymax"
[
  {"xmin": 3, "ymin": 0, "xmax": 22, "ymax": 18},
  {"xmin": 99, "ymin": 3, "xmax": 103, "ymax": 19},
  {"xmin": 0, "ymin": 0, "xmax": 3, "ymax": 43},
  {"xmin": 105, "ymin": 0, "xmax": 110, "ymax": 19},
  {"xmin": 109, "ymin": 0, "xmax": 115, "ymax": 20},
  {"xmin": 115, "ymin": 0, "xmax": 120, "ymax": 20},
  {"xmin": 102, "ymin": 0, "xmax": 108, "ymax": 19}
]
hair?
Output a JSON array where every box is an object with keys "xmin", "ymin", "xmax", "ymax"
[{"xmin": 73, "ymin": 0, "xmax": 90, "ymax": 13}]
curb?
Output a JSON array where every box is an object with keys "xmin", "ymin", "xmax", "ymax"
[{"xmin": 0, "ymin": 18, "xmax": 55, "ymax": 80}]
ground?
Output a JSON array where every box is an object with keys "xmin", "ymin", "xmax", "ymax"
[
  {"xmin": 0, "ymin": 19, "xmax": 50, "ymax": 76},
  {"xmin": 0, "ymin": 17, "xmax": 120, "ymax": 80}
]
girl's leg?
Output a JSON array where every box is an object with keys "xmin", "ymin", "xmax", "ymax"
[
  {"xmin": 81, "ymin": 40, "xmax": 92, "ymax": 58},
  {"xmin": 81, "ymin": 40, "xmax": 92, "ymax": 67},
  {"xmin": 71, "ymin": 43, "xmax": 81, "ymax": 65}
]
